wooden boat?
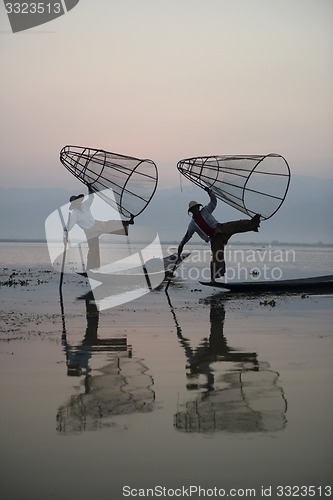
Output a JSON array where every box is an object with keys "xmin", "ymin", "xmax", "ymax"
[
  {"xmin": 199, "ymin": 274, "xmax": 333, "ymax": 294},
  {"xmin": 78, "ymin": 252, "xmax": 190, "ymax": 286}
]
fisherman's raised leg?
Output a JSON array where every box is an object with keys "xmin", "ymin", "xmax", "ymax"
[{"xmin": 216, "ymin": 214, "xmax": 261, "ymax": 236}]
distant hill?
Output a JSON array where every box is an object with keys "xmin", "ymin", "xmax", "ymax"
[{"xmin": 0, "ymin": 175, "xmax": 332, "ymax": 244}]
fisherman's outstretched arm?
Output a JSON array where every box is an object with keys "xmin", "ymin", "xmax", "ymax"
[
  {"xmin": 205, "ymin": 187, "xmax": 217, "ymax": 213},
  {"xmin": 177, "ymin": 230, "xmax": 193, "ymax": 257}
]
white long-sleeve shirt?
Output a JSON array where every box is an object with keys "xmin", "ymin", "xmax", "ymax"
[
  {"xmin": 67, "ymin": 196, "xmax": 95, "ymax": 231},
  {"xmin": 180, "ymin": 191, "xmax": 218, "ymax": 246}
]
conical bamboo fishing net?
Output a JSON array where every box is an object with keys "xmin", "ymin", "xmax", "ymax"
[
  {"xmin": 177, "ymin": 153, "xmax": 291, "ymax": 220},
  {"xmin": 60, "ymin": 145, "xmax": 158, "ymax": 218}
]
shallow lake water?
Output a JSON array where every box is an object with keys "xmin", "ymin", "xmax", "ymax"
[{"xmin": 0, "ymin": 243, "xmax": 332, "ymax": 499}]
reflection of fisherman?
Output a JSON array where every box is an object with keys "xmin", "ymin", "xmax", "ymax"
[
  {"xmin": 64, "ymin": 292, "xmax": 99, "ymax": 376},
  {"xmin": 177, "ymin": 188, "xmax": 261, "ymax": 282},
  {"xmin": 57, "ymin": 291, "xmax": 155, "ymax": 433},
  {"xmin": 64, "ymin": 184, "xmax": 134, "ymax": 270},
  {"xmin": 177, "ymin": 301, "xmax": 257, "ymax": 391},
  {"xmin": 63, "ymin": 291, "xmax": 128, "ymax": 376},
  {"xmin": 173, "ymin": 299, "xmax": 287, "ymax": 434}
]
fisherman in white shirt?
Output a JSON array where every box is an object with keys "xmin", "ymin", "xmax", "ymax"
[
  {"xmin": 64, "ymin": 184, "xmax": 134, "ymax": 271},
  {"xmin": 177, "ymin": 188, "xmax": 261, "ymax": 282}
]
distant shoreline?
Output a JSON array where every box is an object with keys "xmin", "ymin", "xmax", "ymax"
[{"xmin": 1, "ymin": 239, "xmax": 332, "ymax": 248}]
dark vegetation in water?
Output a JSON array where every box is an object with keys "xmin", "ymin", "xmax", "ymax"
[
  {"xmin": 260, "ymin": 299, "xmax": 276, "ymax": 307},
  {"xmin": 0, "ymin": 269, "xmax": 52, "ymax": 287},
  {"xmin": 1, "ymin": 271, "xmax": 30, "ymax": 287}
]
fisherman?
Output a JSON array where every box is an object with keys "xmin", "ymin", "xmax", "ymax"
[
  {"xmin": 64, "ymin": 184, "xmax": 134, "ymax": 271},
  {"xmin": 177, "ymin": 188, "xmax": 261, "ymax": 283}
]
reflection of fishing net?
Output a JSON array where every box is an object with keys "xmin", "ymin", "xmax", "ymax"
[
  {"xmin": 56, "ymin": 356, "xmax": 155, "ymax": 434},
  {"xmin": 177, "ymin": 153, "xmax": 291, "ymax": 220},
  {"xmin": 60, "ymin": 145, "xmax": 158, "ymax": 218},
  {"xmin": 174, "ymin": 366, "xmax": 287, "ymax": 433}
]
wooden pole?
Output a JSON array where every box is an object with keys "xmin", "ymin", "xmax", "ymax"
[
  {"xmin": 164, "ymin": 257, "xmax": 180, "ymax": 293},
  {"xmin": 59, "ymin": 210, "xmax": 71, "ymax": 293}
]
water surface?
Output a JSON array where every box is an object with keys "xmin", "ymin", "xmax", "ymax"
[{"xmin": 0, "ymin": 243, "xmax": 332, "ymax": 499}]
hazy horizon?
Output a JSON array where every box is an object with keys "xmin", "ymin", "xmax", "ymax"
[{"xmin": 1, "ymin": 173, "xmax": 333, "ymax": 244}]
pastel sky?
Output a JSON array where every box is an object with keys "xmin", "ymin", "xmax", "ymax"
[{"xmin": 1, "ymin": 0, "xmax": 332, "ymax": 189}]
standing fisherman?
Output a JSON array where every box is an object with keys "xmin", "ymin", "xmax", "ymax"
[{"xmin": 64, "ymin": 184, "xmax": 134, "ymax": 270}]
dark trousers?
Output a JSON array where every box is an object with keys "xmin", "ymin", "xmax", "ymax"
[{"xmin": 210, "ymin": 219, "xmax": 257, "ymax": 279}]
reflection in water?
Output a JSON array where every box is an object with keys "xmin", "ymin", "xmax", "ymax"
[
  {"xmin": 57, "ymin": 291, "xmax": 155, "ymax": 434},
  {"xmin": 167, "ymin": 294, "xmax": 288, "ymax": 434}
]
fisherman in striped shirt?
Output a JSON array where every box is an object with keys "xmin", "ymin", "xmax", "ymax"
[{"xmin": 177, "ymin": 188, "xmax": 261, "ymax": 283}]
